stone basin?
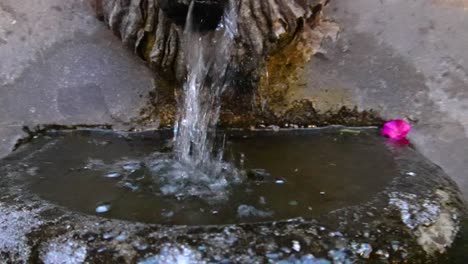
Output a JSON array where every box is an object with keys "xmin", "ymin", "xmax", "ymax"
[{"xmin": 0, "ymin": 127, "xmax": 465, "ymax": 263}]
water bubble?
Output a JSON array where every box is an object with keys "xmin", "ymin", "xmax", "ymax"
[
  {"xmin": 391, "ymin": 241, "xmax": 400, "ymax": 251},
  {"xmin": 375, "ymin": 249, "xmax": 389, "ymax": 259},
  {"xmin": 329, "ymin": 231, "xmax": 343, "ymax": 237},
  {"xmin": 405, "ymin": 172, "xmax": 416, "ymax": 176},
  {"xmin": 363, "ymin": 230, "xmax": 370, "ymax": 238},
  {"xmin": 122, "ymin": 182, "xmax": 139, "ymax": 192},
  {"xmin": 275, "ymin": 178, "xmax": 286, "ymax": 184},
  {"xmin": 198, "ymin": 245, "xmax": 207, "ymax": 251},
  {"xmin": 95, "ymin": 204, "xmax": 111, "ymax": 214},
  {"xmin": 133, "ymin": 241, "xmax": 149, "ymax": 251},
  {"xmin": 102, "ymin": 233, "xmax": 114, "ymax": 240},
  {"xmin": 115, "ymin": 233, "xmax": 128, "ymax": 241},
  {"xmin": 104, "ymin": 172, "xmax": 121, "ymax": 178},
  {"xmin": 258, "ymin": 196, "xmax": 266, "ymax": 205},
  {"xmin": 355, "ymin": 243, "xmax": 372, "ymax": 259},
  {"xmin": 320, "ymin": 191, "xmax": 326, "ymax": 195},
  {"xmin": 161, "ymin": 210, "xmax": 174, "ymax": 218},
  {"xmin": 123, "ymin": 163, "xmax": 140, "ymax": 172},
  {"xmin": 289, "ymin": 200, "xmax": 298, "ymax": 206}
]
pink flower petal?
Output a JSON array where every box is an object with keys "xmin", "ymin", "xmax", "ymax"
[{"xmin": 381, "ymin": 120, "xmax": 411, "ymax": 140}]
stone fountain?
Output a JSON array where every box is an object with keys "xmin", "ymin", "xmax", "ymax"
[{"xmin": 0, "ymin": 0, "xmax": 467, "ymax": 263}]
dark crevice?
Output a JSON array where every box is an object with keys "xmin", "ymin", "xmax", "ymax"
[
  {"xmin": 14, "ymin": 124, "xmax": 113, "ymax": 151},
  {"xmin": 159, "ymin": 0, "xmax": 226, "ymax": 31}
]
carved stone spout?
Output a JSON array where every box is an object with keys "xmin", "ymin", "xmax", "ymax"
[{"xmin": 95, "ymin": 0, "xmax": 328, "ymax": 92}]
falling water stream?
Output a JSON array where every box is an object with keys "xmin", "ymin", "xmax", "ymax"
[
  {"xmin": 131, "ymin": 0, "xmax": 242, "ymax": 199},
  {"xmin": 174, "ymin": 0, "xmax": 237, "ymax": 167}
]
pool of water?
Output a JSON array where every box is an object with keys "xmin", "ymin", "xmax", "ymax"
[{"xmin": 7, "ymin": 128, "xmax": 398, "ymax": 225}]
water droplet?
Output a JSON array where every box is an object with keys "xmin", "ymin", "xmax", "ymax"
[
  {"xmin": 320, "ymin": 191, "xmax": 326, "ymax": 195},
  {"xmin": 406, "ymin": 172, "xmax": 416, "ymax": 176},
  {"xmin": 292, "ymin": 240, "xmax": 301, "ymax": 252},
  {"xmin": 363, "ymin": 230, "xmax": 370, "ymax": 238},
  {"xmin": 95, "ymin": 204, "xmax": 111, "ymax": 214},
  {"xmin": 198, "ymin": 245, "xmax": 207, "ymax": 251},
  {"xmin": 116, "ymin": 233, "xmax": 128, "ymax": 241},
  {"xmin": 102, "ymin": 233, "xmax": 114, "ymax": 240}
]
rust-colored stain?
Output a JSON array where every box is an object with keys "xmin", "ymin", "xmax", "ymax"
[{"xmin": 257, "ymin": 20, "xmax": 340, "ymax": 113}]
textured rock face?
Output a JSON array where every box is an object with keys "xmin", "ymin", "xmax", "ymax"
[{"xmin": 97, "ymin": 0, "xmax": 326, "ymax": 89}]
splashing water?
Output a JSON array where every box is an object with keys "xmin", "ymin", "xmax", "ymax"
[
  {"xmin": 174, "ymin": 0, "xmax": 238, "ymax": 168},
  {"xmin": 138, "ymin": 0, "xmax": 241, "ymax": 199}
]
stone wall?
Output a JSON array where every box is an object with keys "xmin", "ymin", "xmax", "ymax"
[{"xmin": 296, "ymin": 0, "xmax": 468, "ymax": 200}]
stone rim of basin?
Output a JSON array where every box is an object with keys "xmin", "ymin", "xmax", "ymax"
[{"xmin": 0, "ymin": 127, "xmax": 465, "ymax": 263}]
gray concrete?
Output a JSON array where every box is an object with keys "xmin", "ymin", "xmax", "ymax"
[
  {"xmin": 0, "ymin": 0, "xmax": 156, "ymax": 156},
  {"xmin": 299, "ymin": 0, "xmax": 468, "ymax": 199}
]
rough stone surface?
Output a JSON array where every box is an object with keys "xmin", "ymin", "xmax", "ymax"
[
  {"xmin": 0, "ymin": 129, "xmax": 466, "ymax": 263},
  {"xmin": 0, "ymin": 0, "xmax": 156, "ymax": 158},
  {"xmin": 297, "ymin": 0, "xmax": 468, "ymax": 200},
  {"xmin": 98, "ymin": 0, "xmax": 326, "ymax": 87}
]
